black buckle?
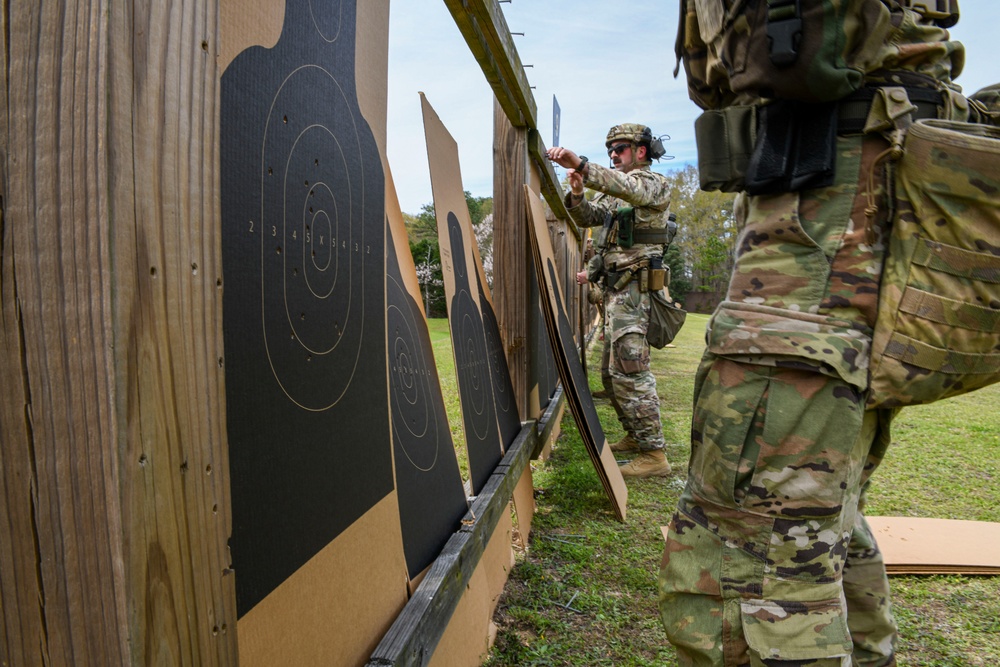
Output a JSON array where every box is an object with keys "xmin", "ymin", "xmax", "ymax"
[
  {"xmin": 766, "ymin": 0, "xmax": 802, "ymax": 67},
  {"xmin": 903, "ymin": 0, "xmax": 959, "ymax": 28}
]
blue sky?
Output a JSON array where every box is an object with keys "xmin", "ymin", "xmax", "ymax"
[{"xmin": 386, "ymin": 2, "xmax": 1000, "ymax": 215}]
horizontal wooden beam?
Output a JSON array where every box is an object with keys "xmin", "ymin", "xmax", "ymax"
[
  {"xmin": 443, "ymin": 0, "xmax": 536, "ymax": 128},
  {"xmin": 444, "ymin": 1, "xmax": 577, "ymax": 245},
  {"xmin": 534, "ymin": 384, "xmax": 564, "ymax": 459},
  {"xmin": 366, "ymin": 418, "xmax": 541, "ymax": 666}
]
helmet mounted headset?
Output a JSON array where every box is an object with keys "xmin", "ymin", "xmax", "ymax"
[{"xmin": 605, "ymin": 123, "xmax": 672, "ymax": 166}]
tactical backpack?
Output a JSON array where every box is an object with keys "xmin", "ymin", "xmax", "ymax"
[
  {"xmin": 677, "ymin": 0, "xmax": 905, "ymax": 109},
  {"xmin": 681, "ymin": 0, "xmax": 961, "ymax": 192},
  {"xmin": 867, "ymin": 118, "xmax": 1000, "ymax": 407}
]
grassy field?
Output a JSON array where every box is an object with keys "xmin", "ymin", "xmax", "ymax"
[{"xmin": 427, "ymin": 315, "xmax": 1000, "ymax": 666}]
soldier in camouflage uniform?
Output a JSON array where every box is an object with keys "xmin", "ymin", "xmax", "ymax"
[
  {"xmin": 547, "ymin": 124, "xmax": 674, "ymax": 478},
  {"xmin": 659, "ymin": 1, "xmax": 978, "ymax": 665}
]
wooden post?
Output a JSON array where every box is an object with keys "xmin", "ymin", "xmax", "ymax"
[
  {"xmin": 0, "ymin": 2, "xmax": 237, "ymax": 665},
  {"xmin": 492, "ymin": 97, "xmax": 533, "ymax": 419}
]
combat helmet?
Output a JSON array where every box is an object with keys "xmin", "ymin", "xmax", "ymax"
[{"xmin": 605, "ymin": 123, "xmax": 668, "ymax": 161}]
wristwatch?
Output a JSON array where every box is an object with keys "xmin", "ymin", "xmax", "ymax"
[{"xmin": 576, "ymin": 156, "xmax": 589, "ymax": 173}]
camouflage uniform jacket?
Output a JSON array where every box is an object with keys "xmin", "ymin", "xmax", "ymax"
[{"xmin": 563, "ymin": 163, "xmax": 671, "ymax": 276}]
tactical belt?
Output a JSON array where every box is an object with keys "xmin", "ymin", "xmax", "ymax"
[
  {"xmin": 837, "ymin": 86, "xmax": 944, "ymax": 135},
  {"xmin": 605, "ymin": 259, "xmax": 665, "ymax": 291},
  {"xmin": 631, "ymin": 228, "xmax": 675, "ymax": 244}
]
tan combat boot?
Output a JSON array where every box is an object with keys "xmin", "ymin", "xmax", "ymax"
[
  {"xmin": 609, "ymin": 433, "xmax": 639, "ymax": 453},
  {"xmin": 591, "ymin": 388, "xmax": 613, "ymax": 400},
  {"xmin": 619, "ymin": 449, "xmax": 671, "ymax": 478}
]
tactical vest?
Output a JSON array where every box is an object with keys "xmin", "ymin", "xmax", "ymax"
[{"xmin": 868, "ymin": 118, "xmax": 1000, "ymax": 408}]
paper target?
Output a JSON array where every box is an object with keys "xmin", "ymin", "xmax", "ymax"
[
  {"xmin": 387, "ymin": 234, "xmax": 447, "ymax": 471},
  {"xmin": 478, "ymin": 273, "xmax": 521, "ymax": 446},
  {"xmin": 447, "ymin": 212, "xmax": 502, "ymax": 493},
  {"xmin": 548, "ymin": 258, "xmax": 605, "ymax": 445},
  {"xmin": 386, "ymin": 229, "xmax": 467, "ymax": 579},
  {"xmin": 308, "ymin": 0, "xmax": 342, "ymax": 42},
  {"xmin": 221, "ymin": 0, "xmax": 393, "ymax": 618},
  {"xmin": 260, "ymin": 64, "xmax": 371, "ymax": 412}
]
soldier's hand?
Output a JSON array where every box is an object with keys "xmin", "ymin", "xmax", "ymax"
[
  {"xmin": 567, "ymin": 169, "xmax": 584, "ymax": 195},
  {"xmin": 545, "ymin": 146, "xmax": 583, "ymax": 171}
]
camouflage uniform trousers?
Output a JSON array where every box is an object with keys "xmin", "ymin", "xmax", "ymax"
[
  {"xmin": 599, "ymin": 292, "xmax": 627, "ymax": 424},
  {"xmin": 658, "ymin": 356, "xmax": 898, "ymax": 666},
  {"xmin": 606, "ymin": 279, "xmax": 664, "ymax": 451},
  {"xmin": 659, "ymin": 135, "xmax": 899, "ymax": 665}
]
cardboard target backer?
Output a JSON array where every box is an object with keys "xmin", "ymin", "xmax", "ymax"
[
  {"xmin": 220, "ymin": 0, "xmax": 408, "ymax": 662},
  {"xmin": 866, "ymin": 517, "xmax": 1000, "ymax": 575},
  {"xmin": 420, "ymin": 94, "xmax": 520, "ymax": 495},
  {"xmin": 524, "ymin": 187, "xmax": 628, "ymax": 521}
]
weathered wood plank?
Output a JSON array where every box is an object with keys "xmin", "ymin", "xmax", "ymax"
[
  {"xmin": 528, "ymin": 129, "xmax": 577, "ymax": 238},
  {"xmin": 464, "ymin": 0, "xmax": 536, "ymax": 127},
  {"xmin": 1, "ymin": 3, "xmax": 126, "ymax": 663},
  {"xmin": 534, "ymin": 385, "xmax": 564, "ymax": 459},
  {"xmin": 120, "ymin": 1, "xmax": 237, "ymax": 663},
  {"xmin": 367, "ymin": 421, "xmax": 538, "ymax": 666},
  {"xmin": 0, "ymin": 1, "xmax": 236, "ymax": 664},
  {"xmin": 493, "ymin": 99, "xmax": 533, "ymax": 419}
]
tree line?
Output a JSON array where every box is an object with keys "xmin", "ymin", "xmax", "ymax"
[{"xmin": 405, "ymin": 167, "xmax": 737, "ymax": 317}]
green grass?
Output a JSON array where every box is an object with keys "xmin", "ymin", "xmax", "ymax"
[
  {"xmin": 430, "ymin": 312, "xmax": 1000, "ymax": 667},
  {"xmin": 428, "ymin": 318, "xmax": 469, "ymax": 481}
]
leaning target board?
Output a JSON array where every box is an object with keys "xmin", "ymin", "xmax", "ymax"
[
  {"xmin": 524, "ymin": 187, "xmax": 628, "ymax": 521},
  {"xmin": 420, "ymin": 94, "xmax": 520, "ymax": 494},
  {"xmin": 384, "ymin": 165, "xmax": 469, "ymax": 584},
  {"xmin": 220, "ymin": 0, "xmax": 408, "ymax": 664}
]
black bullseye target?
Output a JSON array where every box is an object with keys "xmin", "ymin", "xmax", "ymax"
[
  {"xmin": 478, "ymin": 274, "xmax": 521, "ymax": 446},
  {"xmin": 261, "ymin": 65, "xmax": 368, "ymax": 412},
  {"xmin": 446, "ymin": 212, "xmax": 502, "ymax": 493},
  {"xmin": 385, "ymin": 229, "xmax": 466, "ymax": 579}
]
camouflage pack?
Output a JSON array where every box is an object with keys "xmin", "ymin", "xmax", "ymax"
[
  {"xmin": 868, "ymin": 118, "xmax": 1000, "ymax": 407},
  {"xmin": 678, "ymin": 0, "xmax": 898, "ymax": 107}
]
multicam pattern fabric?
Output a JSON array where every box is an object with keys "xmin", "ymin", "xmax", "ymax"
[
  {"xmin": 599, "ymin": 317, "xmax": 627, "ymax": 424},
  {"xmin": 868, "ymin": 119, "xmax": 1000, "ymax": 407},
  {"xmin": 566, "ymin": 162, "xmax": 672, "ymax": 452},
  {"xmin": 662, "ymin": 2, "xmax": 971, "ymax": 664},
  {"xmin": 678, "ymin": 0, "xmax": 965, "ymax": 110},
  {"xmin": 659, "ymin": 359, "xmax": 899, "ymax": 666},
  {"xmin": 566, "ymin": 162, "xmax": 672, "ymax": 272},
  {"xmin": 705, "ymin": 135, "xmax": 879, "ymax": 390},
  {"xmin": 607, "ymin": 283, "xmax": 664, "ymax": 451}
]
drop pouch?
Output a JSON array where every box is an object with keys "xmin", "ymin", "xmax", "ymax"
[{"xmin": 648, "ymin": 289, "xmax": 687, "ymax": 349}]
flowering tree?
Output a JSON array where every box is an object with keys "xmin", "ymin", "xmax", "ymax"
[
  {"xmin": 411, "ymin": 239, "xmax": 445, "ymax": 317},
  {"xmin": 473, "ymin": 213, "xmax": 494, "ymax": 289},
  {"xmin": 407, "ymin": 192, "xmax": 493, "ymax": 316}
]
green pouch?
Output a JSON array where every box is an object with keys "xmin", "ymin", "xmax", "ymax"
[
  {"xmin": 647, "ymin": 290, "xmax": 687, "ymax": 349},
  {"xmin": 695, "ymin": 106, "xmax": 757, "ymax": 192},
  {"xmin": 868, "ymin": 119, "xmax": 1000, "ymax": 408},
  {"xmin": 616, "ymin": 206, "xmax": 635, "ymax": 247}
]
